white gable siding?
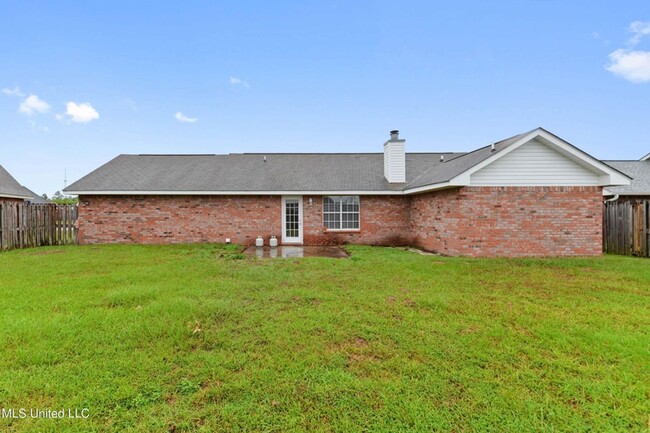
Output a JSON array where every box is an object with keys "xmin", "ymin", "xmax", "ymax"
[
  {"xmin": 470, "ymin": 139, "xmax": 600, "ymax": 186},
  {"xmin": 384, "ymin": 141, "xmax": 406, "ymax": 183}
]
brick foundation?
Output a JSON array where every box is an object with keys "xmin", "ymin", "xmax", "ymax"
[{"xmin": 78, "ymin": 186, "xmax": 604, "ymax": 256}]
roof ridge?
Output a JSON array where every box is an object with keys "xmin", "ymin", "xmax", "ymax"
[
  {"xmin": 137, "ymin": 154, "xmax": 218, "ymax": 156},
  {"xmin": 119, "ymin": 152, "xmax": 470, "ymax": 157},
  {"xmin": 238, "ymin": 152, "xmax": 468, "ymax": 155}
]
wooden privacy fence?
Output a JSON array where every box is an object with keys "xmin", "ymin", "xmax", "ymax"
[
  {"xmin": 603, "ymin": 199, "xmax": 650, "ymax": 257},
  {"xmin": 0, "ymin": 202, "xmax": 78, "ymax": 251}
]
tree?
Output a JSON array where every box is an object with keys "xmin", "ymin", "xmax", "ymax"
[{"xmin": 50, "ymin": 191, "xmax": 78, "ymax": 205}]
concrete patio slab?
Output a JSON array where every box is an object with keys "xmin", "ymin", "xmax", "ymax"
[{"xmin": 243, "ymin": 246, "xmax": 349, "ymax": 259}]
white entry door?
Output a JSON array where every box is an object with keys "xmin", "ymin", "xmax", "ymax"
[{"xmin": 282, "ymin": 196, "xmax": 303, "ymax": 244}]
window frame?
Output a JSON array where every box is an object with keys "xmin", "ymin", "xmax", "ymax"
[{"xmin": 322, "ymin": 195, "xmax": 361, "ymax": 231}]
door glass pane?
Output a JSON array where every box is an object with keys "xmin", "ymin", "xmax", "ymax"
[{"xmin": 285, "ymin": 200, "xmax": 299, "ymax": 238}]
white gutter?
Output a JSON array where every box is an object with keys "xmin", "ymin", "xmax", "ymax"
[
  {"xmin": 0, "ymin": 193, "xmax": 31, "ymax": 200},
  {"xmin": 402, "ymin": 181, "xmax": 458, "ymax": 195},
  {"xmin": 64, "ymin": 190, "xmax": 408, "ymax": 196},
  {"xmin": 66, "ymin": 182, "xmax": 630, "ymax": 198}
]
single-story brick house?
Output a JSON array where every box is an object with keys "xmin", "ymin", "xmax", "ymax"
[
  {"xmin": 0, "ymin": 164, "xmax": 36, "ymax": 202},
  {"xmin": 64, "ymin": 128, "xmax": 630, "ymax": 257}
]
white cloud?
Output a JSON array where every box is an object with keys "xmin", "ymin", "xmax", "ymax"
[
  {"xmin": 64, "ymin": 101, "xmax": 100, "ymax": 123},
  {"xmin": 2, "ymin": 86, "xmax": 24, "ymax": 97},
  {"xmin": 629, "ymin": 21, "xmax": 650, "ymax": 45},
  {"xmin": 606, "ymin": 21, "xmax": 650, "ymax": 83},
  {"xmin": 229, "ymin": 76, "xmax": 250, "ymax": 88},
  {"xmin": 606, "ymin": 49, "xmax": 650, "ymax": 83},
  {"xmin": 18, "ymin": 95, "xmax": 50, "ymax": 115},
  {"xmin": 175, "ymin": 112, "xmax": 198, "ymax": 123}
]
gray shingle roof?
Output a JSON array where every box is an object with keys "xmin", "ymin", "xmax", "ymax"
[
  {"xmin": 0, "ymin": 164, "xmax": 32, "ymax": 199},
  {"xmin": 65, "ymin": 152, "xmax": 467, "ymax": 193},
  {"xmin": 21, "ymin": 186, "xmax": 49, "ymax": 203},
  {"xmin": 406, "ymin": 131, "xmax": 531, "ymax": 189},
  {"xmin": 603, "ymin": 161, "xmax": 650, "ymax": 195},
  {"xmin": 65, "ymin": 128, "xmax": 617, "ymax": 195}
]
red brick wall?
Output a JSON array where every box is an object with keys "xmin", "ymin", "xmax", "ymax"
[
  {"xmin": 302, "ymin": 195, "xmax": 412, "ymax": 246},
  {"xmin": 79, "ymin": 187, "xmax": 603, "ymax": 257},
  {"xmin": 78, "ymin": 195, "xmax": 282, "ymax": 245},
  {"xmin": 78, "ymin": 194, "xmax": 412, "ymax": 247},
  {"xmin": 0, "ymin": 197, "xmax": 24, "ymax": 203},
  {"xmin": 409, "ymin": 186, "xmax": 603, "ymax": 257}
]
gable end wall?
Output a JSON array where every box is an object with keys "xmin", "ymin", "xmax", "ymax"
[{"xmin": 470, "ymin": 139, "xmax": 601, "ymax": 186}]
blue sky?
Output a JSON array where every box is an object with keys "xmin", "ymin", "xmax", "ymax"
[{"xmin": 1, "ymin": 1, "xmax": 649, "ymax": 196}]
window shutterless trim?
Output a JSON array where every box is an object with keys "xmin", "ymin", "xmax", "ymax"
[{"xmin": 322, "ymin": 195, "xmax": 360, "ymax": 231}]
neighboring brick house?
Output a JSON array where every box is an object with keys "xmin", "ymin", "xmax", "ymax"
[
  {"xmin": 64, "ymin": 128, "xmax": 630, "ymax": 257},
  {"xmin": 0, "ymin": 164, "xmax": 35, "ymax": 202}
]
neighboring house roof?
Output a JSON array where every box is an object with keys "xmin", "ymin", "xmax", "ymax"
[
  {"xmin": 64, "ymin": 128, "xmax": 630, "ymax": 196},
  {"xmin": 21, "ymin": 186, "xmax": 49, "ymax": 203},
  {"xmin": 640, "ymin": 152, "xmax": 650, "ymax": 161},
  {"xmin": 0, "ymin": 164, "xmax": 33, "ymax": 200},
  {"xmin": 602, "ymin": 160, "xmax": 650, "ymax": 196}
]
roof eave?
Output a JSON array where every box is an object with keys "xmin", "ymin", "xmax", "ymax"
[
  {"xmin": 403, "ymin": 181, "xmax": 463, "ymax": 195},
  {"xmin": 603, "ymin": 189, "xmax": 650, "ymax": 196},
  {"xmin": 65, "ymin": 189, "xmax": 407, "ymax": 196},
  {"xmin": 0, "ymin": 193, "xmax": 31, "ymax": 200}
]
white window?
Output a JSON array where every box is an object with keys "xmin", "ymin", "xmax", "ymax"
[{"xmin": 323, "ymin": 196, "xmax": 360, "ymax": 230}]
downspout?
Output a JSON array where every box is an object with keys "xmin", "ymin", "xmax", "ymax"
[{"xmin": 604, "ymin": 194, "xmax": 619, "ymax": 202}]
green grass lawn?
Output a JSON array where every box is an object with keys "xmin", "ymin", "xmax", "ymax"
[{"xmin": 0, "ymin": 244, "xmax": 648, "ymax": 432}]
